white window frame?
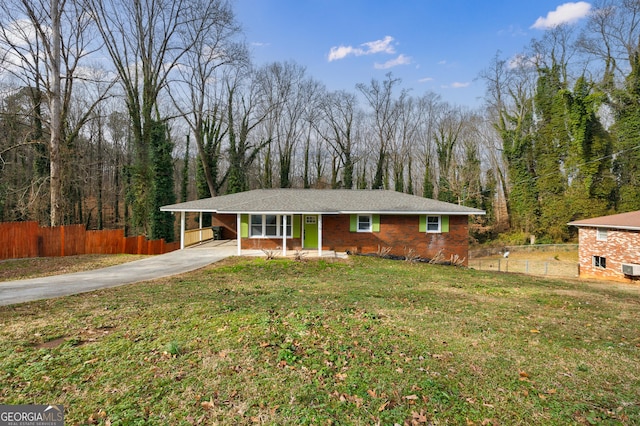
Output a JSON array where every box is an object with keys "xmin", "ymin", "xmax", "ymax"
[
  {"xmin": 249, "ymin": 214, "xmax": 292, "ymax": 238},
  {"xmin": 596, "ymin": 228, "xmax": 608, "ymax": 241},
  {"xmin": 593, "ymin": 255, "xmax": 606, "ymax": 269},
  {"xmin": 357, "ymin": 214, "xmax": 372, "ymax": 233},
  {"xmin": 426, "ymin": 215, "xmax": 441, "ymax": 233}
]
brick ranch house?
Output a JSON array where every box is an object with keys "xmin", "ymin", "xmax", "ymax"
[
  {"xmin": 160, "ymin": 189, "xmax": 485, "ymax": 265},
  {"xmin": 568, "ymin": 210, "xmax": 640, "ymax": 283}
]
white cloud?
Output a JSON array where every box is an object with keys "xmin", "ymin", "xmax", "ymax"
[
  {"xmin": 374, "ymin": 54, "xmax": 411, "ymax": 70},
  {"xmin": 446, "ymin": 82, "xmax": 470, "ymax": 89},
  {"xmin": 328, "ymin": 35, "xmax": 396, "ymax": 61},
  {"xmin": 418, "ymin": 77, "xmax": 434, "ymax": 83},
  {"xmin": 362, "ymin": 36, "xmax": 396, "ymax": 55},
  {"xmin": 531, "ymin": 2, "xmax": 591, "ymax": 29},
  {"xmin": 328, "ymin": 45, "xmax": 359, "ymax": 61}
]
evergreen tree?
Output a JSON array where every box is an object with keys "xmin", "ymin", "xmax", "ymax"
[
  {"xmin": 611, "ymin": 54, "xmax": 640, "ymax": 212},
  {"xmin": 150, "ymin": 120, "xmax": 176, "ymax": 242},
  {"xmin": 565, "ymin": 76, "xmax": 615, "ymax": 221},
  {"xmin": 533, "ymin": 63, "xmax": 570, "ymax": 240},
  {"xmin": 422, "ymin": 155, "xmax": 434, "ymax": 199},
  {"xmin": 181, "ymin": 134, "xmax": 190, "ymax": 203}
]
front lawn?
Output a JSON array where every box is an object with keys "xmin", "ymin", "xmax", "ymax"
[{"xmin": 0, "ymin": 256, "xmax": 638, "ymax": 425}]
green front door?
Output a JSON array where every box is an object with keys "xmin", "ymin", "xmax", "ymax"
[{"xmin": 303, "ymin": 215, "xmax": 318, "ymax": 249}]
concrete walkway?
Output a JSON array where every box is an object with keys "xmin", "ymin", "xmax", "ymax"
[{"xmin": 0, "ymin": 241, "xmax": 238, "ymax": 307}]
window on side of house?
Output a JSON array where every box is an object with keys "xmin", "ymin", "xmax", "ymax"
[
  {"xmin": 357, "ymin": 214, "xmax": 372, "ymax": 232},
  {"xmin": 426, "ymin": 215, "xmax": 441, "ymax": 233},
  {"xmin": 596, "ymin": 228, "xmax": 608, "ymax": 241},
  {"xmin": 249, "ymin": 214, "xmax": 292, "ymax": 238},
  {"xmin": 593, "ymin": 255, "xmax": 606, "ymax": 269},
  {"xmin": 250, "ymin": 214, "xmax": 262, "ymax": 237}
]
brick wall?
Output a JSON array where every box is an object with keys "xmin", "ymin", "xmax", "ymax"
[
  {"xmin": 322, "ymin": 214, "xmax": 470, "ymax": 265},
  {"xmin": 211, "ymin": 214, "xmax": 237, "ymax": 240},
  {"xmin": 578, "ymin": 227, "xmax": 640, "ymax": 283},
  {"xmin": 228, "ymin": 213, "xmax": 470, "ymax": 265}
]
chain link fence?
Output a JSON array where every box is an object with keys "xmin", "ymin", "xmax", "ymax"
[{"xmin": 469, "ymin": 244, "xmax": 579, "ymax": 278}]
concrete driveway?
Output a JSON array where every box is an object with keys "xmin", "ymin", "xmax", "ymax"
[{"xmin": 0, "ymin": 241, "xmax": 238, "ymax": 306}]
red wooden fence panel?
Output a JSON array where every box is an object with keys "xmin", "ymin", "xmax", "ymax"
[
  {"xmin": 39, "ymin": 226, "xmax": 63, "ymax": 257},
  {"xmin": 0, "ymin": 222, "xmax": 178, "ymax": 260},
  {"xmin": 0, "ymin": 221, "xmax": 39, "ymax": 258},
  {"xmin": 85, "ymin": 229, "xmax": 125, "ymax": 254},
  {"xmin": 63, "ymin": 224, "xmax": 86, "ymax": 256}
]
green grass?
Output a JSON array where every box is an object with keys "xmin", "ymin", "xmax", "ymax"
[{"xmin": 1, "ymin": 256, "xmax": 639, "ymax": 425}]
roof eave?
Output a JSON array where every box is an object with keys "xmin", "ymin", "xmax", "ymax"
[{"xmin": 569, "ymin": 222, "xmax": 640, "ymax": 231}]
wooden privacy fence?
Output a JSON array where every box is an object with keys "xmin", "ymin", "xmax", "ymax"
[{"xmin": 0, "ymin": 221, "xmax": 180, "ymax": 260}]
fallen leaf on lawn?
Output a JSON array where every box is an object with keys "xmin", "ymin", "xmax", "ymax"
[
  {"xmin": 378, "ymin": 401, "xmax": 389, "ymax": 412},
  {"xmin": 201, "ymin": 400, "xmax": 215, "ymax": 410},
  {"xmin": 538, "ymin": 394, "xmax": 546, "ymax": 400},
  {"xmin": 367, "ymin": 389, "xmax": 377, "ymax": 398},
  {"xmin": 519, "ymin": 371, "xmax": 529, "ymax": 378},
  {"xmin": 404, "ymin": 394, "xmax": 419, "ymax": 400},
  {"xmin": 530, "ymin": 329, "xmax": 540, "ymax": 334},
  {"xmin": 547, "ymin": 388, "xmax": 557, "ymax": 394},
  {"xmin": 412, "ymin": 410, "xmax": 428, "ymax": 423},
  {"xmin": 259, "ymin": 342, "xmax": 270, "ymax": 347}
]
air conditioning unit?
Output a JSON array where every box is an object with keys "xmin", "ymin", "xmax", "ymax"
[{"xmin": 621, "ymin": 263, "xmax": 640, "ymax": 276}]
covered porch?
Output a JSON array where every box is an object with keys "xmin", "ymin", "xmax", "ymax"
[{"xmin": 176, "ymin": 210, "xmax": 330, "ymax": 258}]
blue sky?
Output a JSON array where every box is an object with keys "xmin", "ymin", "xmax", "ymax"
[{"xmin": 234, "ymin": 1, "xmax": 592, "ymax": 108}]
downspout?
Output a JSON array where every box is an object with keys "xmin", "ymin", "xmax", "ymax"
[
  {"xmin": 236, "ymin": 214, "xmax": 241, "ymax": 256},
  {"xmin": 180, "ymin": 211, "xmax": 185, "ymax": 250},
  {"xmin": 318, "ymin": 214, "xmax": 323, "ymax": 257},
  {"xmin": 282, "ymin": 215, "xmax": 287, "ymax": 257}
]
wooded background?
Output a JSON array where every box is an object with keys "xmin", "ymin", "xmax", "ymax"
[{"xmin": 1, "ymin": 0, "xmax": 639, "ymax": 245}]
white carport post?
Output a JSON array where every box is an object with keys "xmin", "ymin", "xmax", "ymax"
[
  {"xmin": 282, "ymin": 215, "xmax": 287, "ymax": 257},
  {"xmin": 180, "ymin": 211, "xmax": 186, "ymax": 250},
  {"xmin": 236, "ymin": 214, "xmax": 242, "ymax": 256},
  {"xmin": 199, "ymin": 212, "xmax": 203, "ymax": 242},
  {"xmin": 318, "ymin": 214, "xmax": 323, "ymax": 257}
]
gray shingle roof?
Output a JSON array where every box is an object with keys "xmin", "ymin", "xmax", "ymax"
[
  {"xmin": 160, "ymin": 189, "xmax": 485, "ymax": 215},
  {"xmin": 568, "ymin": 210, "xmax": 640, "ymax": 231}
]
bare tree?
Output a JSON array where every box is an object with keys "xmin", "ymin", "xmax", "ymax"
[
  {"xmin": 317, "ymin": 90, "xmax": 359, "ymax": 189},
  {"xmin": 86, "ymin": 0, "xmax": 244, "ymax": 233},
  {"xmin": 578, "ymin": 0, "xmax": 640, "ymax": 85},
  {"xmin": 170, "ymin": 0, "xmax": 247, "ymax": 197},
  {"xmin": 0, "ymin": 0, "xmax": 113, "ymax": 225},
  {"xmin": 255, "ymin": 61, "xmax": 320, "ymax": 188},
  {"xmin": 356, "ymin": 73, "xmax": 405, "ymax": 189}
]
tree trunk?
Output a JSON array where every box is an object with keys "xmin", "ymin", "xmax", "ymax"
[{"xmin": 49, "ymin": 0, "xmax": 62, "ymax": 226}]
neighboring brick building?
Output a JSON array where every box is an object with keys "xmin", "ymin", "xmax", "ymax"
[
  {"xmin": 161, "ymin": 189, "xmax": 484, "ymax": 265},
  {"xmin": 568, "ymin": 211, "xmax": 640, "ymax": 283}
]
